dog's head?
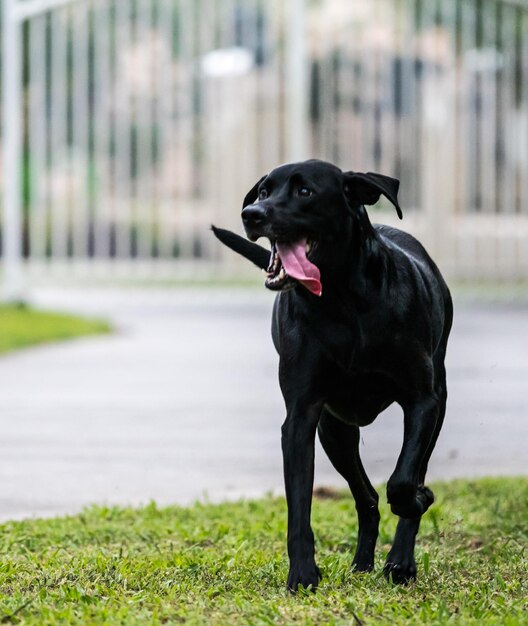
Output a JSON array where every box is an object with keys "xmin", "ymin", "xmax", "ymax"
[{"xmin": 241, "ymin": 159, "xmax": 401, "ymax": 296}]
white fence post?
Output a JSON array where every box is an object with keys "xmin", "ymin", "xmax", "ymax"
[
  {"xmin": 285, "ymin": 0, "xmax": 309, "ymax": 162},
  {"xmin": 1, "ymin": 0, "xmax": 527, "ymax": 283},
  {"xmin": 1, "ymin": 0, "xmax": 24, "ymax": 301}
]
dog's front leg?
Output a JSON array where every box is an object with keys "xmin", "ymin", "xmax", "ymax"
[{"xmin": 281, "ymin": 401, "xmax": 323, "ymax": 592}]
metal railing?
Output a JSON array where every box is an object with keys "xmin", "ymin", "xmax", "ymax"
[{"xmin": 1, "ymin": 0, "xmax": 528, "ymax": 294}]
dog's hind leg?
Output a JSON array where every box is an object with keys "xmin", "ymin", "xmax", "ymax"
[
  {"xmin": 385, "ymin": 392, "xmax": 440, "ymax": 521},
  {"xmin": 318, "ymin": 409, "xmax": 380, "ymax": 572},
  {"xmin": 384, "ymin": 373, "xmax": 447, "ymax": 584}
]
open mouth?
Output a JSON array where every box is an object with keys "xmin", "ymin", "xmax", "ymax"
[{"xmin": 265, "ymin": 239, "xmax": 322, "ymax": 296}]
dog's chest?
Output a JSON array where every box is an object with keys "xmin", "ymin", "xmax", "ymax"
[{"xmin": 324, "ymin": 371, "xmax": 395, "ymax": 426}]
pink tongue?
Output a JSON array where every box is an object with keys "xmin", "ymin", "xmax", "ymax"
[{"xmin": 276, "ymin": 240, "xmax": 322, "ymax": 296}]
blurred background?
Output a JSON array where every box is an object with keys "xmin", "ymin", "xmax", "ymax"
[
  {"xmin": 0, "ymin": 0, "xmax": 527, "ymax": 519},
  {"xmin": 1, "ymin": 0, "xmax": 528, "ymax": 288}
]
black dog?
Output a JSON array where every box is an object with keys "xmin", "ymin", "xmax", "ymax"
[{"xmin": 212, "ymin": 159, "xmax": 452, "ymax": 591}]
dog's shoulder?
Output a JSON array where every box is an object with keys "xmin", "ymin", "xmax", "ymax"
[
  {"xmin": 373, "ymin": 224, "xmax": 430, "ymax": 262},
  {"xmin": 373, "ymin": 224, "xmax": 450, "ymax": 301}
]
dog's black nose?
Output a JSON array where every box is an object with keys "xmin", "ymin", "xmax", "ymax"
[{"xmin": 242, "ymin": 205, "xmax": 267, "ymax": 228}]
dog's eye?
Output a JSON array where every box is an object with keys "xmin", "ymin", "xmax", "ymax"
[
  {"xmin": 298, "ymin": 187, "xmax": 312, "ymax": 198},
  {"xmin": 258, "ymin": 189, "xmax": 268, "ymax": 200}
]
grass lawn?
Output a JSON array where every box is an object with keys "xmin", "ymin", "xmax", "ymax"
[
  {"xmin": 0, "ymin": 305, "xmax": 110, "ymax": 355},
  {"xmin": 0, "ymin": 478, "xmax": 525, "ymax": 625}
]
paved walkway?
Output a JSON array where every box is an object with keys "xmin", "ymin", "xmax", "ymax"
[{"xmin": 0, "ymin": 287, "xmax": 526, "ymax": 520}]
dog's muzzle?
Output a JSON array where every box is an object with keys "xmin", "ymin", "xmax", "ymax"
[
  {"xmin": 241, "ymin": 204, "xmax": 322, "ymax": 296},
  {"xmin": 241, "ymin": 204, "xmax": 268, "ymax": 241}
]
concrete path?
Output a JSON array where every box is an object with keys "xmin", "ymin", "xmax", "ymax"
[{"xmin": 0, "ymin": 287, "xmax": 526, "ymax": 521}]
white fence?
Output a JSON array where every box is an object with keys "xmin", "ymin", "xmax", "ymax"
[{"xmin": 1, "ymin": 0, "xmax": 528, "ymax": 295}]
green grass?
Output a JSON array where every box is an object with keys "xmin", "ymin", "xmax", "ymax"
[
  {"xmin": 0, "ymin": 478, "xmax": 526, "ymax": 625},
  {"xmin": 0, "ymin": 305, "xmax": 110, "ymax": 355}
]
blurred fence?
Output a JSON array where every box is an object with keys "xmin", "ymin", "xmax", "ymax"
[{"xmin": 1, "ymin": 0, "xmax": 528, "ymax": 293}]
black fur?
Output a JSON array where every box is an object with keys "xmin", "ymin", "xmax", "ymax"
[
  {"xmin": 213, "ymin": 159, "xmax": 452, "ymax": 591},
  {"xmin": 211, "ymin": 225, "xmax": 269, "ymax": 269}
]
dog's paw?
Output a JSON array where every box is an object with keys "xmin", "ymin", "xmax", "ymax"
[
  {"xmin": 416, "ymin": 484, "xmax": 434, "ymax": 510},
  {"xmin": 383, "ymin": 557, "xmax": 417, "ymax": 585},
  {"xmin": 286, "ymin": 562, "xmax": 322, "ymax": 593},
  {"xmin": 352, "ymin": 546, "xmax": 375, "ymax": 573},
  {"xmin": 352, "ymin": 557, "xmax": 375, "ymax": 573},
  {"xmin": 389, "ymin": 484, "xmax": 434, "ymax": 518}
]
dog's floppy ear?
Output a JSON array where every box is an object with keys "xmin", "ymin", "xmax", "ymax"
[
  {"xmin": 344, "ymin": 171, "xmax": 402, "ymax": 219},
  {"xmin": 242, "ymin": 175, "xmax": 267, "ymax": 209}
]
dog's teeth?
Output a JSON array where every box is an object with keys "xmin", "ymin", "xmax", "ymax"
[
  {"xmin": 305, "ymin": 242, "xmax": 311, "ymax": 253},
  {"xmin": 278, "ymin": 268, "xmax": 286, "ymax": 279}
]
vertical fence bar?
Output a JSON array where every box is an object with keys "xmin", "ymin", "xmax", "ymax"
[
  {"xmin": 49, "ymin": 6, "xmax": 69, "ymax": 260},
  {"xmin": 499, "ymin": 3, "xmax": 519, "ymax": 277},
  {"xmin": 221, "ymin": 0, "xmax": 241, "ymax": 249},
  {"xmin": 393, "ymin": 0, "xmax": 405, "ymax": 183},
  {"xmin": 193, "ymin": 0, "xmax": 205, "ymax": 258},
  {"xmin": 1, "ymin": 0, "xmax": 24, "ymax": 299},
  {"xmin": 157, "ymin": 0, "xmax": 172, "ymax": 261},
  {"xmin": 28, "ymin": 14, "xmax": 47, "ymax": 261},
  {"xmin": 129, "ymin": 0, "xmax": 139, "ymax": 260},
  {"xmin": 176, "ymin": 0, "xmax": 194, "ymax": 260},
  {"xmin": 480, "ymin": 0, "xmax": 498, "ymax": 216},
  {"xmin": 315, "ymin": 7, "xmax": 332, "ymax": 163},
  {"xmin": 417, "ymin": 0, "xmax": 428, "ymax": 220},
  {"xmin": 211, "ymin": 0, "xmax": 228, "ymax": 248},
  {"xmin": 439, "ymin": 0, "xmax": 457, "ymax": 274},
  {"xmin": 333, "ymin": 21, "xmax": 343, "ymax": 166},
  {"xmin": 457, "ymin": 0, "xmax": 478, "ymax": 276},
  {"xmin": 135, "ymin": 0, "xmax": 154, "ymax": 260},
  {"xmin": 143, "ymin": 0, "xmax": 159, "ymax": 261},
  {"xmin": 250, "ymin": 0, "xmax": 263, "ymax": 172},
  {"xmin": 285, "ymin": 0, "xmax": 308, "ymax": 161},
  {"xmin": 410, "ymin": 0, "xmax": 421, "ymax": 208},
  {"xmin": 373, "ymin": 0, "xmax": 384, "ymax": 174},
  {"xmin": 240, "ymin": 0, "xmax": 254, "ymax": 201},
  {"xmin": 107, "ymin": 0, "xmax": 117, "ymax": 261},
  {"xmin": 155, "ymin": 0, "xmax": 173, "ymax": 260},
  {"xmin": 197, "ymin": 0, "xmax": 212, "ymax": 260},
  {"xmin": 359, "ymin": 3, "xmax": 375, "ymax": 171},
  {"xmin": 71, "ymin": 1, "xmax": 89, "ymax": 259},
  {"xmin": 521, "ymin": 8, "xmax": 528, "ymax": 274},
  {"xmin": 149, "ymin": 0, "xmax": 161, "ymax": 262},
  {"xmin": 149, "ymin": 0, "xmax": 160, "ymax": 261},
  {"xmin": 463, "ymin": 0, "xmax": 477, "ymax": 215},
  {"xmin": 399, "ymin": 0, "xmax": 418, "ymax": 207},
  {"xmin": 92, "ymin": 0, "xmax": 112, "ymax": 260},
  {"xmin": 345, "ymin": 9, "xmax": 360, "ymax": 169},
  {"xmin": 64, "ymin": 7, "xmax": 73, "ymax": 259},
  {"xmin": 499, "ymin": 4, "xmax": 515, "ymax": 215},
  {"xmin": 114, "ymin": 0, "xmax": 133, "ymax": 260},
  {"xmin": 453, "ymin": 0, "xmax": 463, "ymax": 216},
  {"xmin": 380, "ymin": 0, "xmax": 396, "ymax": 177},
  {"xmin": 480, "ymin": 0, "xmax": 499, "ymax": 275},
  {"xmin": 522, "ymin": 9, "xmax": 528, "ymax": 218},
  {"xmin": 420, "ymin": 0, "xmax": 441, "ymax": 255},
  {"xmin": 268, "ymin": 0, "xmax": 283, "ymax": 167}
]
